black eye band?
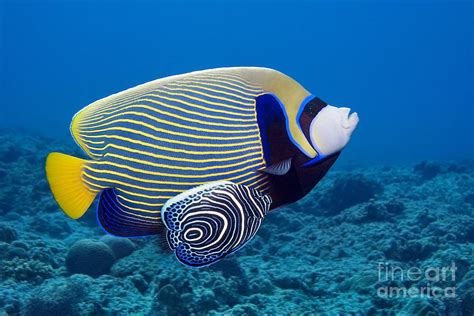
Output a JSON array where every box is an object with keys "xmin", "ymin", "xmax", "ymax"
[{"xmin": 303, "ymin": 97, "xmax": 328, "ymax": 117}]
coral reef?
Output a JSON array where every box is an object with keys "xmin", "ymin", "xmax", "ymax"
[
  {"xmin": 0, "ymin": 131, "xmax": 472, "ymax": 315},
  {"xmin": 317, "ymin": 173, "xmax": 383, "ymax": 215},
  {"xmin": 99, "ymin": 235, "xmax": 136, "ymax": 259},
  {"xmin": 65, "ymin": 239, "xmax": 115, "ymax": 277}
]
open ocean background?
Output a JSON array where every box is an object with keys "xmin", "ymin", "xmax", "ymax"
[{"xmin": 1, "ymin": 1, "xmax": 473, "ymax": 315}]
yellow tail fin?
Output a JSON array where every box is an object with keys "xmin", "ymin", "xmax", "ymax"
[{"xmin": 45, "ymin": 152, "xmax": 97, "ymax": 219}]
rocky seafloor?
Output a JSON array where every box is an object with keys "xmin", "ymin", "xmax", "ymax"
[{"xmin": 0, "ymin": 130, "xmax": 473, "ymax": 315}]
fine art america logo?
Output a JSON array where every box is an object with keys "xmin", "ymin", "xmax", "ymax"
[{"xmin": 377, "ymin": 262, "xmax": 457, "ymax": 299}]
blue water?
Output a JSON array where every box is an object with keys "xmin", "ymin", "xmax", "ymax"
[
  {"xmin": 1, "ymin": 1, "xmax": 473, "ymax": 315},
  {"xmin": 1, "ymin": 1, "xmax": 473, "ymax": 165}
]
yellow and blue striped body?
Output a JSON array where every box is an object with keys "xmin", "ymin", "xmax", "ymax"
[
  {"xmin": 62, "ymin": 67, "xmax": 318, "ymax": 236},
  {"xmin": 71, "ymin": 70, "xmax": 283, "ymax": 235}
]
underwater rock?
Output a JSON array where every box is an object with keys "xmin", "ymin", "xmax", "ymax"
[
  {"xmin": 223, "ymin": 303, "xmax": 259, "ymax": 316},
  {"xmin": 343, "ymin": 199, "xmax": 404, "ymax": 223},
  {"xmin": 211, "ymin": 277, "xmax": 242, "ymax": 306},
  {"xmin": 0, "ymin": 257, "xmax": 53, "ymax": 283},
  {"xmin": 152, "ymin": 283, "xmax": 189, "ymax": 314},
  {"xmin": 249, "ymin": 278, "xmax": 274, "ymax": 295},
  {"xmin": 415, "ymin": 209, "xmax": 437, "ymax": 228},
  {"xmin": 0, "ymin": 225, "xmax": 17, "ymax": 243},
  {"xmin": 23, "ymin": 278, "xmax": 87, "ymax": 316},
  {"xmin": 458, "ymin": 275, "xmax": 474, "ymax": 315},
  {"xmin": 0, "ymin": 145, "xmax": 22, "ymax": 163},
  {"xmin": 383, "ymin": 200, "xmax": 405, "ymax": 214},
  {"xmin": 6, "ymin": 245, "xmax": 28, "ymax": 259},
  {"xmin": 339, "ymin": 271, "xmax": 378, "ymax": 295},
  {"xmin": 99, "ymin": 235, "xmax": 136, "ymax": 259},
  {"xmin": 11, "ymin": 240, "xmax": 28, "ymax": 250},
  {"xmin": 29, "ymin": 215, "xmax": 72, "ymax": 238},
  {"xmin": 463, "ymin": 221, "xmax": 474, "ymax": 242},
  {"xmin": 65, "ymin": 239, "xmax": 115, "ymax": 277},
  {"xmin": 209, "ymin": 257, "xmax": 245, "ymax": 278},
  {"xmin": 196, "ymin": 289, "xmax": 218, "ymax": 311},
  {"xmin": 0, "ymin": 241, "xmax": 9, "ymax": 259},
  {"xmin": 397, "ymin": 298, "xmax": 438, "ymax": 316},
  {"xmin": 129, "ymin": 274, "xmax": 148, "ymax": 293},
  {"xmin": 156, "ymin": 284, "xmax": 180, "ymax": 306},
  {"xmin": 273, "ymin": 274, "xmax": 308, "ymax": 291},
  {"xmin": 414, "ymin": 161, "xmax": 441, "ymax": 180},
  {"xmin": 382, "ymin": 238, "xmax": 436, "ymax": 262},
  {"xmin": 1, "ymin": 131, "xmax": 473, "ymax": 315},
  {"xmin": 319, "ymin": 174, "xmax": 382, "ymax": 214}
]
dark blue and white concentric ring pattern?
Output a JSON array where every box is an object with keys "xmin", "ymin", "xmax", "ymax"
[{"xmin": 161, "ymin": 181, "xmax": 272, "ymax": 267}]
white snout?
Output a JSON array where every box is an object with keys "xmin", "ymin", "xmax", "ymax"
[{"xmin": 309, "ymin": 105, "xmax": 359, "ymax": 156}]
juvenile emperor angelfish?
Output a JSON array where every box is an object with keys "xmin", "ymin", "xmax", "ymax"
[{"xmin": 45, "ymin": 67, "xmax": 359, "ymax": 267}]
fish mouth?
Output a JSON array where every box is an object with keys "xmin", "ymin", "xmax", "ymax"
[{"xmin": 340, "ymin": 107, "xmax": 359, "ymax": 130}]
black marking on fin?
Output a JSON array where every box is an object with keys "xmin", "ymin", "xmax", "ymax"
[
  {"xmin": 261, "ymin": 157, "xmax": 293, "ymax": 175},
  {"xmin": 97, "ymin": 189, "xmax": 161, "ymax": 237}
]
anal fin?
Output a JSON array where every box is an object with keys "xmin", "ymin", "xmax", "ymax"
[{"xmin": 97, "ymin": 189, "xmax": 162, "ymax": 237}]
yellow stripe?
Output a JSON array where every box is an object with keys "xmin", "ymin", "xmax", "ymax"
[
  {"xmin": 104, "ymin": 144, "xmax": 258, "ymax": 163},
  {"xmin": 84, "ymin": 171, "xmax": 264, "ymax": 195},
  {"xmin": 101, "ymin": 153, "xmax": 262, "ymax": 172},
  {"xmin": 73, "ymin": 69, "xmax": 263, "ymax": 123},
  {"xmin": 116, "ymin": 199, "xmax": 162, "ymax": 214},
  {"xmin": 118, "ymin": 194, "xmax": 166, "ymax": 207},
  {"xmin": 91, "ymin": 71, "xmax": 259, "ymax": 115},
  {"xmin": 93, "ymin": 72, "xmax": 260, "ymax": 116},
  {"xmin": 156, "ymin": 88, "xmax": 254, "ymax": 107},
  {"xmin": 254, "ymin": 179, "xmax": 271, "ymax": 191},
  {"xmin": 102, "ymin": 213, "xmax": 157, "ymax": 227},
  {"xmin": 85, "ymin": 160, "xmax": 264, "ymax": 181},
  {"xmin": 79, "ymin": 138, "xmax": 104, "ymax": 145},
  {"xmin": 238, "ymin": 172, "xmax": 268, "ymax": 187},
  {"xmin": 86, "ymin": 93, "xmax": 255, "ymax": 121},
  {"xmin": 80, "ymin": 126, "xmax": 260, "ymax": 148},
  {"xmin": 81, "ymin": 134, "xmax": 262, "ymax": 156},
  {"xmin": 85, "ymin": 87, "xmax": 154, "ymax": 115},
  {"xmin": 178, "ymin": 77, "xmax": 262, "ymax": 94},
  {"xmin": 165, "ymin": 81, "xmax": 257, "ymax": 102},
  {"xmin": 194, "ymin": 73, "xmax": 262, "ymax": 89},
  {"xmin": 180, "ymin": 74, "xmax": 263, "ymax": 93},
  {"xmin": 91, "ymin": 158, "xmax": 263, "ymax": 178},
  {"xmin": 89, "ymin": 82, "xmax": 257, "ymax": 117},
  {"xmin": 149, "ymin": 93, "xmax": 255, "ymax": 114},
  {"xmin": 115, "ymin": 170, "xmax": 265, "ymax": 200},
  {"xmin": 80, "ymin": 116, "xmax": 258, "ymax": 141},
  {"xmin": 168, "ymin": 79, "xmax": 261, "ymax": 100},
  {"xmin": 116, "ymin": 187, "xmax": 183, "ymax": 199},
  {"xmin": 79, "ymin": 110, "xmax": 257, "ymax": 133},
  {"xmin": 107, "ymin": 204, "xmax": 158, "ymax": 221},
  {"xmin": 82, "ymin": 176, "xmax": 108, "ymax": 190},
  {"xmin": 80, "ymin": 101, "xmax": 256, "ymax": 126},
  {"xmin": 83, "ymin": 171, "xmax": 187, "ymax": 192},
  {"xmin": 103, "ymin": 144, "xmax": 261, "ymax": 164}
]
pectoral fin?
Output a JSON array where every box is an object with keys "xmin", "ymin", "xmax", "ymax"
[
  {"xmin": 161, "ymin": 181, "xmax": 272, "ymax": 267},
  {"xmin": 261, "ymin": 157, "xmax": 293, "ymax": 175}
]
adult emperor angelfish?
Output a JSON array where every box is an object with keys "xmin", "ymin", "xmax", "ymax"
[{"xmin": 46, "ymin": 67, "xmax": 359, "ymax": 267}]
